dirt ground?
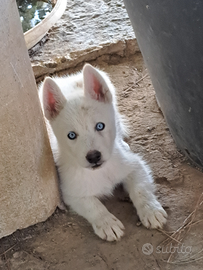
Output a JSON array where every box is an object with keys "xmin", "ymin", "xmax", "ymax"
[{"xmin": 0, "ymin": 53, "xmax": 203, "ymax": 270}]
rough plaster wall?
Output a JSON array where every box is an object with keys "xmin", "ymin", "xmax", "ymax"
[{"xmin": 0, "ymin": 1, "xmax": 60, "ymax": 238}]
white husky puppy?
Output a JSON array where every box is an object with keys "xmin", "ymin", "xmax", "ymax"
[{"xmin": 40, "ymin": 64, "xmax": 167, "ymax": 241}]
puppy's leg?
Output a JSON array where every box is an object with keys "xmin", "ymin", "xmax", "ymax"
[
  {"xmin": 66, "ymin": 196, "xmax": 124, "ymax": 241},
  {"xmin": 123, "ymin": 154, "xmax": 167, "ymax": 229}
]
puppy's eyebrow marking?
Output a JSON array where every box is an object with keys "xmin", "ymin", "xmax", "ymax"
[
  {"xmin": 76, "ymin": 81, "xmax": 83, "ymax": 88},
  {"xmin": 81, "ymin": 105, "xmax": 89, "ymax": 112}
]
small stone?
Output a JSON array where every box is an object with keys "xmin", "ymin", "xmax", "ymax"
[
  {"xmin": 13, "ymin": 252, "xmax": 20, "ymax": 259},
  {"xmin": 147, "ymin": 126, "xmax": 155, "ymax": 132},
  {"xmin": 136, "ymin": 221, "xmax": 142, "ymax": 226}
]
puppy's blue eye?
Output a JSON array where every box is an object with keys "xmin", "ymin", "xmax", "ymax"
[
  {"xmin": 96, "ymin": 122, "xmax": 105, "ymax": 131},
  {"xmin": 68, "ymin": 132, "xmax": 77, "ymax": 140}
]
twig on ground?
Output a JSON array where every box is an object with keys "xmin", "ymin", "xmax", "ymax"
[
  {"xmin": 0, "ymin": 244, "xmax": 17, "ymax": 257},
  {"xmin": 157, "ymin": 229, "xmax": 182, "ymax": 244},
  {"xmin": 135, "ymin": 73, "xmax": 149, "ymax": 85}
]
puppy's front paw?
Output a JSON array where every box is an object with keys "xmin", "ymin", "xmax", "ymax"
[
  {"xmin": 137, "ymin": 200, "xmax": 167, "ymax": 229},
  {"xmin": 92, "ymin": 213, "xmax": 125, "ymax": 241}
]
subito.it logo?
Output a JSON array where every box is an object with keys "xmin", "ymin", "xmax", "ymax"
[{"xmin": 142, "ymin": 243, "xmax": 153, "ymax": 255}]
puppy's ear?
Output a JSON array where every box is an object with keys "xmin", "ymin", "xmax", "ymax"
[
  {"xmin": 42, "ymin": 77, "xmax": 66, "ymax": 120},
  {"xmin": 83, "ymin": 64, "xmax": 112, "ymax": 103}
]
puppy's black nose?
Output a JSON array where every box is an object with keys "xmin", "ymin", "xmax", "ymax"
[{"xmin": 86, "ymin": 150, "xmax": 101, "ymax": 164}]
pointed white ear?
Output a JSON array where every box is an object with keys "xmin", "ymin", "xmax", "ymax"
[
  {"xmin": 83, "ymin": 64, "xmax": 112, "ymax": 103},
  {"xmin": 42, "ymin": 77, "xmax": 66, "ymax": 120}
]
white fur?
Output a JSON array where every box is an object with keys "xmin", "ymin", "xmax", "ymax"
[{"xmin": 39, "ymin": 64, "xmax": 167, "ymax": 241}]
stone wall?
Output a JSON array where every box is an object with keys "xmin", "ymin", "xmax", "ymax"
[{"xmin": 30, "ymin": 0, "xmax": 139, "ymax": 80}]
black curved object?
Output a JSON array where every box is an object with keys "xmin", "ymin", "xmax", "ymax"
[{"xmin": 123, "ymin": 0, "xmax": 203, "ymax": 168}]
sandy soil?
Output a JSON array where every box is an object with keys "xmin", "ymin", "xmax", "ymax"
[{"xmin": 0, "ymin": 53, "xmax": 203, "ymax": 270}]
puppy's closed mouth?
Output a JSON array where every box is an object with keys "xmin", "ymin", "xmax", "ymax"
[
  {"xmin": 90, "ymin": 162, "xmax": 103, "ymax": 170},
  {"xmin": 92, "ymin": 164, "xmax": 101, "ymax": 169}
]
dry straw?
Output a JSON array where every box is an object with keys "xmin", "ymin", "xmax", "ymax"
[{"xmin": 158, "ymin": 192, "xmax": 203, "ymax": 264}]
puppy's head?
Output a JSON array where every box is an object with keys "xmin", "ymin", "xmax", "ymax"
[{"xmin": 42, "ymin": 64, "xmax": 117, "ymax": 169}]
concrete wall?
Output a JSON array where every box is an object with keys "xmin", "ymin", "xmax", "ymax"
[{"xmin": 0, "ymin": 1, "xmax": 60, "ymax": 238}]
